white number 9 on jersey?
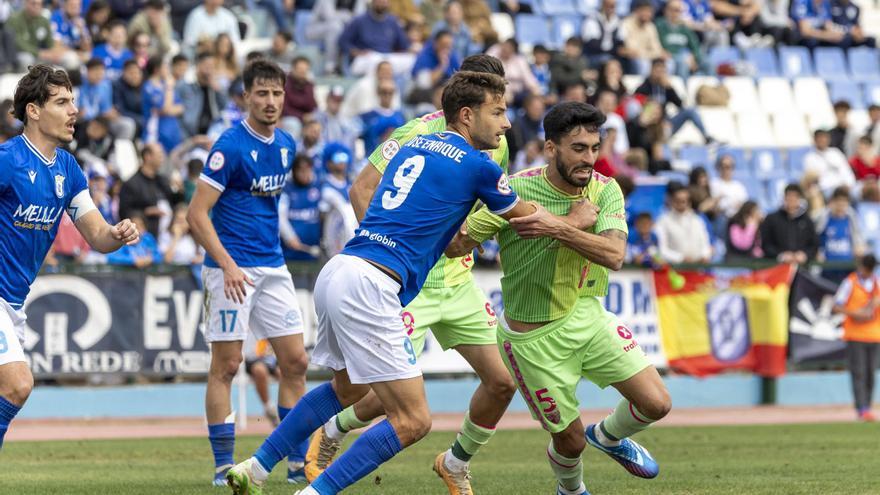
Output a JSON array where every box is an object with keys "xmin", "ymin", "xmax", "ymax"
[{"xmin": 382, "ymin": 155, "xmax": 425, "ymax": 210}]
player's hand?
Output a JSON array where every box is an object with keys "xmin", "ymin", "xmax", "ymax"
[
  {"xmin": 565, "ymin": 199, "xmax": 601, "ymax": 230},
  {"xmin": 223, "ymin": 265, "xmax": 255, "ymax": 304},
  {"xmin": 510, "ymin": 203, "xmax": 567, "ymax": 239},
  {"xmin": 112, "ymin": 219, "xmax": 140, "ymax": 246},
  {"xmin": 445, "ymin": 224, "xmax": 481, "ymax": 258}
]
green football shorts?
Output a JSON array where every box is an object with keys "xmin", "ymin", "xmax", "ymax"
[
  {"xmin": 403, "ymin": 279, "xmax": 498, "ymax": 357},
  {"xmin": 497, "ymin": 296, "xmax": 651, "ymax": 433}
]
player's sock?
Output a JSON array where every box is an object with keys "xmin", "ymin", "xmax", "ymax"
[
  {"xmin": 0, "ymin": 395, "xmax": 22, "ymax": 449},
  {"xmin": 208, "ymin": 421, "xmax": 236, "ymax": 473},
  {"xmin": 547, "ymin": 440, "xmax": 584, "ymax": 492},
  {"xmin": 599, "ymin": 398, "xmax": 656, "ymax": 444},
  {"xmin": 310, "ymin": 419, "xmax": 403, "ymax": 494},
  {"xmin": 447, "ymin": 412, "xmax": 496, "ymax": 467},
  {"xmin": 254, "ymin": 382, "xmax": 342, "ymax": 474},
  {"xmin": 278, "ymin": 405, "xmax": 308, "ymax": 469},
  {"xmin": 335, "ymin": 405, "xmax": 372, "ymax": 433},
  {"xmin": 324, "ymin": 415, "xmax": 347, "ymax": 442}
]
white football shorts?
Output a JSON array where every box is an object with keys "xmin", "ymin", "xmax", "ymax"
[{"xmin": 0, "ymin": 298, "xmax": 27, "ymax": 366}]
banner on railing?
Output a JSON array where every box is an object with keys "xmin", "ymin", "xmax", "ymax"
[{"xmin": 788, "ymin": 270, "xmax": 848, "ymax": 363}]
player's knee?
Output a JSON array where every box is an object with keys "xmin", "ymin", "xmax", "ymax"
[
  {"xmin": 636, "ymin": 387, "xmax": 672, "ymax": 421},
  {"xmin": 554, "ymin": 428, "xmax": 586, "ymax": 457},
  {"xmin": 211, "ymin": 354, "xmax": 243, "ymax": 382},
  {"xmin": 486, "ymin": 374, "xmax": 516, "ymax": 403},
  {"xmin": 394, "ymin": 413, "xmax": 432, "ymax": 445},
  {"xmin": 5, "ymin": 374, "xmax": 34, "ymax": 406},
  {"xmin": 278, "ymin": 352, "xmax": 309, "ymax": 380}
]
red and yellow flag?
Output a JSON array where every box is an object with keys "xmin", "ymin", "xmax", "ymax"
[{"xmin": 654, "ymin": 264, "xmax": 795, "ymax": 377}]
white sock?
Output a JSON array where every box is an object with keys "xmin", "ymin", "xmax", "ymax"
[
  {"xmin": 299, "ymin": 486, "xmax": 320, "ymax": 495},
  {"xmin": 324, "ymin": 416, "xmax": 348, "ymax": 442},
  {"xmin": 595, "ymin": 422, "xmax": 621, "ymax": 447},
  {"xmin": 249, "ymin": 457, "xmax": 269, "ymax": 482},
  {"xmin": 557, "ymin": 482, "xmax": 587, "ymax": 495},
  {"xmin": 444, "ymin": 449, "xmax": 469, "ymax": 473},
  {"xmin": 547, "ymin": 441, "xmax": 583, "ymax": 492},
  {"xmin": 288, "ymin": 460, "xmax": 304, "ymax": 471}
]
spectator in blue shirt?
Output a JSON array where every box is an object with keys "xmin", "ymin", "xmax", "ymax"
[
  {"xmin": 279, "ymin": 154, "xmax": 323, "ymax": 261},
  {"xmin": 79, "ymin": 57, "xmax": 137, "ymax": 140},
  {"xmin": 142, "ymin": 55, "xmax": 184, "ymax": 153},
  {"xmin": 792, "ymin": 0, "xmax": 845, "ymax": 47},
  {"xmin": 106, "ymin": 212, "xmax": 161, "ymax": 267},
  {"xmin": 682, "ymin": 0, "xmax": 730, "ymax": 48},
  {"xmin": 360, "ymin": 79, "xmax": 406, "ymax": 153},
  {"xmin": 51, "ymin": 0, "xmax": 91, "ymax": 54},
  {"xmin": 628, "ymin": 212, "xmax": 661, "ymax": 267},
  {"xmin": 92, "ymin": 19, "xmax": 133, "ymax": 80},
  {"xmin": 338, "ymin": 0, "xmax": 412, "ymax": 75},
  {"xmin": 530, "ymin": 45, "xmax": 552, "ymax": 96},
  {"xmin": 830, "ymin": 0, "xmax": 875, "ymax": 47},
  {"xmin": 431, "ymin": 0, "xmax": 478, "ymax": 61},
  {"xmin": 817, "ymin": 187, "xmax": 866, "ymax": 282},
  {"xmin": 410, "ymin": 30, "xmax": 460, "ymax": 106}
]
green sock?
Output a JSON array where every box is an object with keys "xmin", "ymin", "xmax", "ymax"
[
  {"xmin": 335, "ymin": 405, "xmax": 372, "ymax": 433},
  {"xmin": 450, "ymin": 412, "xmax": 496, "ymax": 462},
  {"xmin": 601, "ymin": 398, "xmax": 655, "ymax": 440}
]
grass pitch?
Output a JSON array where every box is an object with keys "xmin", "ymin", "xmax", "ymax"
[{"xmin": 4, "ymin": 423, "xmax": 880, "ymax": 494}]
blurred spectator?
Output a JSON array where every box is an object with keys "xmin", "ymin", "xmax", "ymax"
[
  {"xmin": 320, "ymin": 146, "xmax": 358, "ymax": 257},
  {"xmin": 361, "ymin": 80, "xmax": 406, "ymax": 154},
  {"xmin": 851, "ymin": 136, "xmax": 880, "ymax": 180},
  {"xmin": 760, "ymin": 0, "xmax": 798, "ymax": 45},
  {"xmin": 315, "ymin": 86, "xmax": 362, "ymax": 152},
  {"xmin": 113, "ymin": 59, "xmax": 144, "ymax": 133},
  {"xmin": 281, "ymin": 56, "xmax": 318, "ymax": 134},
  {"xmin": 816, "ymin": 186, "xmax": 865, "ymax": 266},
  {"xmin": 74, "ymin": 117, "xmax": 116, "ymax": 176},
  {"xmin": 619, "ymin": 0, "xmax": 666, "ymax": 75},
  {"xmin": 561, "ymin": 81, "xmax": 588, "ymax": 103},
  {"xmin": 51, "ymin": 0, "xmax": 92, "ymax": 58},
  {"xmin": 625, "ymin": 96, "xmax": 666, "ymax": 171},
  {"xmin": 725, "ymin": 200, "xmax": 764, "ymax": 260},
  {"xmin": 266, "ymin": 32, "xmax": 297, "ymax": 73},
  {"xmin": 595, "ymin": 58, "xmax": 630, "ymax": 105},
  {"xmin": 214, "ymin": 33, "xmax": 240, "ymax": 92},
  {"xmin": 656, "ymin": 0, "xmax": 703, "ymax": 78},
  {"xmin": 159, "ymin": 205, "xmax": 204, "ymax": 265},
  {"xmin": 760, "ymin": 183, "xmax": 819, "ymax": 263},
  {"xmin": 711, "ymin": 0, "xmax": 774, "ymax": 48},
  {"xmin": 170, "ymin": 54, "xmax": 189, "ymax": 83},
  {"xmin": 92, "ymin": 20, "xmax": 133, "ymax": 80},
  {"xmin": 50, "ymin": 213, "xmax": 91, "ymax": 263},
  {"xmin": 689, "ymin": 166, "xmax": 723, "ymax": 225},
  {"xmin": 84, "ymin": 0, "xmax": 112, "ymax": 46},
  {"xmin": 636, "ymin": 59, "xmax": 716, "ymax": 144},
  {"xmin": 512, "ymin": 139, "xmax": 544, "ymax": 173},
  {"xmin": 530, "ymin": 45, "xmax": 552, "ymax": 96},
  {"xmin": 711, "ymin": 154, "xmax": 748, "ymax": 218},
  {"xmin": 182, "ymin": 0, "xmax": 241, "ymax": 55},
  {"xmin": 219, "ymin": 81, "xmax": 246, "ymax": 132},
  {"xmin": 129, "ymin": 31, "xmax": 152, "ymax": 68},
  {"xmin": 390, "ymin": 0, "xmax": 423, "ymax": 25},
  {"xmin": 596, "ymin": 90, "xmax": 629, "ymax": 156},
  {"xmin": 339, "ymin": 0, "xmax": 413, "ymax": 76},
  {"xmin": 178, "ymin": 51, "xmax": 228, "ymax": 138},
  {"xmin": 831, "ymin": 253, "xmax": 880, "ymax": 422},
  {"xmin": 299, "ymin": 118, "xmax": 326, "ymax": 173},
  {"xmin": 830, "ymin": 100, "xmax": 856, "ymax": 155},
  {"xmin": 253, "ymin": 0, "xmax": 296, "ymax": 39},
  {"xmin": 868, "ymin": 104, "xmax": 880, "ymax": 147},
  {"xmin": 306, "ymin": 0, "xmax": 367, "ymax": 75},
  {"xmin": 0, "ymin": 0, "xmax": 14, "ymax": 72},
  {"xmin": 119, "ymin": 143, "xmax": 183, "ymax": 238},
  {"xmin": 106, "ymin": 212, "xmax": 160, "ymax": 267},
  {"xmin": 80, "ymin": 58, "xmax": 137, "ymax": 140},
  {"xmin": 279, "ymin": 154, "xmax": 323, "ymax": 261},
  {"xmin": 460, "ymin": 0, "xmax": 497, "ymax": 47},
  {"xmin": 8, "ymin": 0, "xmax": 78, "ymax": 69},
  {"xmin": 508, "ymin": 94, "xmax": 545, "ymax": 163},
  {"xmin": 89, "ymin": 171, "xmax": 115, "ymax": 223},
  {"xmin": 801, "ymin": 169, "xmax": 827, "ymax": 216},
  {"xmin": 432, "ymin": 1, "xmax": 478, "ymax": 61},
  {"xmin": 831, "ymin": 0, "xmax": 876, "ymax": 48},
  {"xmin": 683, "ymin": 0, "xmax": 730, "ymax": 48},
  {"xmin": 340, "ymin": 62, "xmax": 401, "ymax": 117},
  {"xmin": 487, "ymin": 39, "xmax": 542, "ymax": 105},
  {"xmin": 594, "ymin": 127, "xmax": 626, "ymax": 177},
  {"xmin": 420, "ymin": 0, "xmax": 445, "ymax": 32},
  {"xmin": 582, "ymin": 0, "xmax": 625, "ymax": 68},
  {"xmin": 863, "ymin": 180, "xmax": 880, "ymax": 203},
  {"xmin": 805, "ymin": 128, "xmax": 856, "ymax": 195},
  {"xmin": 0, "ymin": 100, "xmax": 19, "ymax": 141},
  {"xmin": 627, "ymin": 212, "xmax": 660, "ymax": 266},
  {"xmin": 128, "ymin": 0, "xmax": 172, "ymax": 57},
  {"xmin": 792, "ymin": 0, "xmax": 845, "ymax": 48},
  {"xmin": 655, "ymin": 181, "xmax": 713, "ymax": 263},
  {"xmin": 142, "ymin": 56, "xmax": 184, "ymax": 152},
  {"xmin": 550, "ymin": 37, "xmax": 592, "ymax": 95},
  {"xmin": 183, "ymin": 157, "xmax": 203, "ymax": 203},
  {"xmin": 499, "ymin": 0, "xmax": 533, "ymax": 15},
  {"xmin": 405, "ymin": 19, "xmax": 426, "ymax": 54},
  {"xmin": 410, "ymin": 30, "xmax": 460, "ymax": 105}
]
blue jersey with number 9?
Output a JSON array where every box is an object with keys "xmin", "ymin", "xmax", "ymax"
[{"xmin": 342, "ymin": 131, "xmax": 518, "ymax": 306}]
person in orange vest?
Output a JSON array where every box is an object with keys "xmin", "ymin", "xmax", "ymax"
[{"xmin": 832, "ymin": 254, "xmax": 880, "ymax": 422}]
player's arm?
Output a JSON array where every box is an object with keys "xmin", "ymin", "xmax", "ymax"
[
  {"xmin": 445, "ymin": 204, "xmax": 508, "ymax": 258},
  {"xmin": 75, "ymin": 209, "xmax": 139, "ymax": 253},
  {"xmin": 349, "ymin": 164, "xmax": 382, "ymax": 222}
]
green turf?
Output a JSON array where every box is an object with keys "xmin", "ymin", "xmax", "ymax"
[{"xmin": 3, "ymin": 423, "xmax": 880, "ymax": 494}]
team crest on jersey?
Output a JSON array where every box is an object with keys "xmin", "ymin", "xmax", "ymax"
[
  {"xmin": 497, "ymin": 173, "xmax": 512, "ymax": 195},
  {"xmin": 281, "ymin": 148, "xmax": 289, "ymax": 169},
  {"xmin": 381, "ymin": 139, "xmax": 400, "ymax": 160},
  {"xmin": 208, "ymin": 151, "xmax": 225, "ymax": 171},
  {"xmin": 54, "ymin": 174, "xmax": 65, "ymax": 198}
]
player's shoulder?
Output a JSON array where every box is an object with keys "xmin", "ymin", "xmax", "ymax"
[
  {"xmin": 56, "ymin": 147, "xmax": 80, "ymax": 169},
  {"xmin": 274, "ymin": 127, "xmax": 296, "ymax": 147},
  {"xmin": 510, "ymin": 165, "xmax": 545, "ymax": 180}
]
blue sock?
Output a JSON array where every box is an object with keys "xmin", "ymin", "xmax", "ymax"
[
  {"xmin": 208, "ymin": 423, "xmax": 235, "ymax": 469},
  {"xmin": 0, "ymin": 396, "xmax": 21, "ymax": 450},
  {"xmin": 277, "ymin": 405, "xmax": 310, "ymax": 464},
  {"xmin": 254, "ymin": 382, "xmax": 342, "ymax": 473},
  {"xmin": 311, "ymin": 419, "xmax": 403, "ymax": 495}
]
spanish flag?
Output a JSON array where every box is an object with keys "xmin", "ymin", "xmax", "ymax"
[{"xmin": 654, "ymin": 264, "xmax": 795, "ymax": 377}]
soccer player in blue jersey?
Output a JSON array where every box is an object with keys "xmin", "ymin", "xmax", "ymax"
[
  {"xmin": 226, "ymin": 71, "xmax": 538, "ymax": 495},
  {"xmin": 187, "ymin": 59, "xmax": 310, "ymax": 487},
  {"xmin": 0, "ymin": 65, "xmax": 140, "ymax": 449}
]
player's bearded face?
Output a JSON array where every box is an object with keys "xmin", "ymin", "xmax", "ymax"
[
  {"xmin": 36, "ymin": 86, "xmax": 77, "ymax": 144},
  {"xmin": 470, "ymin": 95, "xmax": 510, "ymax": 150},
  {"xmin": 246, "ymin": 79, "xmax": 284, "ymax": 126},
  {"xmin": 554, "ymin": 127, "xmax": 601, "ymax": 188}
]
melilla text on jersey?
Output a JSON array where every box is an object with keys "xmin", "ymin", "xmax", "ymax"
[
  {"xmin": 13, "ymin": 203, "xmax": 63, "ymax": 231},
  {"xmin": 250, "ymin": 173, "xmax": 287, "ymax": 197},
  {"xmin": 404, "ymin": 134, "xmax": 467, "ymax": 163}
]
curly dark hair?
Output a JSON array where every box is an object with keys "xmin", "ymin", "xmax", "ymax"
[{"xmin": 12, "ymin": 65, "xmax": 73, "ymax": 126}]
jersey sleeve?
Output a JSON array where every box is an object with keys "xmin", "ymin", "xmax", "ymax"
[
  {"xmin": 493, "ymin": 136, "xmax": 511, "ymax": 171},
  {"xmin": 65, "ymin": 156, "xmax": 96, "ymax": 221},
  {"xmin": 474, "ymin": 156, "xmax": 519, "ymax": 215},
  {"xmin": 367, "ymin": 118, "xmax": 424, "ymax": 174},
  {"xmin": 466, "ymin": 206, "xmax": 507, "ymax": 243},
  {"xmin": 199, "ymin": 134, "xmax": 239, "ymax": 192},
  {"xmin": 0, "ymin": 149, "xmax": 10, "ymax": 194},
  {"xmin": 593, "ymin": 179, "xmax": 628, "ymax": 235}
]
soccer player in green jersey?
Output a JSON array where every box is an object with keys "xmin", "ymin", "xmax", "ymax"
[
  {"xmin": 304, "ymin": 55, "xmax": 589, "ymax": 494},
  {"xmin": 447, "ymin": 102, "xmax": 672, "ymax": 495}
]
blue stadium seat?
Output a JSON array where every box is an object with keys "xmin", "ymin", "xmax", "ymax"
[
  {"xmin": 745, "ymin": 47, "xmax": 779, "ymax": 77},
  {"xmin": 616, "ymin": 0, "xmax": 632, "ymax": 16},
  {"xmin": 787, "ymin": 147, "xmax": 810, "ymax": 178},
  {"xmin": 858, "ymin": 203, "xmax": 880, "ymax": 243},
  {"xmin": 848, "ymin": 47, "xmax": 880, "ymax": 82},
  {"xmin": 294, "ymin": 11, "xmax": 314, "ymax": 47},
  {"xmin": 717, "ymin": 147, "xmax": 747, "ymax": 170},
  {"xmin": 779, "ymin": 46, "xmax": 814, "ymax": 78},
  {"xmin": 865, "ymin": 82, "xmax": 880, "ymax": 106},
  {"xmin": 829, "ymin": 80, "xmax": 865, "ymax": 109},
  {"xmin": 539, "ymin": 0, "xmax": 579, "ymax": 16},
  {"xmin": 708, "ymin": 46, "xmax": 741, "ymax": 72},
  {"xmin": 750, "ymin": 148, "xmax": 783, "ymax": 178},
  {"xmin": 678, "ymin": 145, "xmax": 710, "ymax": 169},
  {"xmin": 577, "ymin": 0, "xmax": 600, "ymax": 15},
  {"xmin": 814, "ymin": 47, "xmax": 849, "ymax": 81},
  {"xmin": 514, "ymin": 14, "xmax": 552, "ymax": 46},
  {"xmin": 551, "ymin": 15, "xmax": 584, "ymax": 48},
  {"xmin": 764, "ymin": 176, "xmax": 789, "ymax": 211},
  {"xmin": 626, "ymin": 181, "xmax": 668, "ymax": 221},
  {"xmin": 658, "ymin": 170, "xmax": 690, "ymax": 184}
]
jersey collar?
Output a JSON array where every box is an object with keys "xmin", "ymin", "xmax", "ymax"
[
  {"xmin": 242, "ymin": 120, "xmax": 275, "ymax": 145},
  {"xmin": 20, "ymin": 134, "xmax": 57, "ymax": 167},
  {"xmin": 542, "ymin": 167, "xmax": 586, "ymax": 199}
]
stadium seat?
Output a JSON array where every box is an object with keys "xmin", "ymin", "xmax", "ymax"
[
  {"xmin": 740, "ymin": 176, "xmax": 770, "ymax": 211},
  {"xmin": 848, "ymin": 47, "xmax": 880, "ymax": 82},
  {"xmin": 757, "ymin": 77, "xmax": 797, "ymax": 114},
  {"xmin": 779, "ymin": 46, "xmax": 814, "ymax": 78},
  {"xmin": 658, "ymin": 170, "xmax": 689, "ymax": 184},
  {"xmin": 736, "ymin": 112, "xmax": 775, "ymax": 148},
  {"xmin": 294, "ymin": 11, "xmax": 315, "ymax": 47},
  {"xmin": 0, "ymin": 73, "xmax": 22, "ymax": 101},
  {"xmin": 806, "ymin": 112, "xmax": 837, "ymax": 132},
  {"xmin": 707, "ymin": 46, "xmax": 741, "ymax": 73},
  {"xmin": 772, "ymin": 112, "xmax": 812, "ymax": 148},
  {"xmin": 621, "ymin": 74, "xmax": 643, "ymax": 94},
  {"xmin": 238, "ymin": 37, "xmax": 273, "ymax": 62},
  {"xmin": 490, "ymin": 13, "xmax": 515, "ymax": 43},
  {"xmin": 786, "ymin": 147, "xmax": 811, "ymax": 176},
  {"xmin": 750, "ymin": 148, "xmax": 784, "ymax": 178},
  {"xmin": 678, "ymin": 145, "xmax": 711, "ymax": 169},
  {"xmin": 745, "ymin": 47, "xmax": 780, "ymax": 77},
  {"xmin": 717, "ymin": 147, "xmax": 748, "ymax": 169},
  {"xmin": 764, "ymin": 176, "xmax": 789, "ymax": 210},
  {"xmin": 668, "ymin": 121, "xmax": 705, "ymax": 147},
  {"xmin": 829, "ymin": 80, "xmax": 865, "ymax": 109},
  {"xmin": 616, "ymin": 0, "xmax": 632, "ymax": 16},
  {"xmin": 700, "ymin": 109, "xmax": 739, "ymax": 146},
  {"xmin": 669, "ymin": 75, "xmax": 687, "ymax": 103},
  {"xmin": 514, "ymin": 14, "xmax": 551, "ymax": 47},
  {"xmin": 551, "ymin": 16, "xmax": 584, "ymax": 48},
  {"xmin": 858, "ymin": 203, "xmax": 880, "ymax": 243},
  {"xmin": 723, "ymin": 76, "xmax": 761, "ymax": 114},
  {"xmin": 577, "ymin": 0, "xmax": 601, "ymax": 15},
  {"xmin": 687, "ymin": 75, "xmax": 720, "ymax": 106},
  {"xmin": 813, "ymin": 47, "xmax": 849, "ymax": 81},
  {"xmin": 793, "ymin": 78, "xmax": 835, "ymax": 125},
  {"xmin": 112, "ymin": 139, "xmax": 139, "ymax": 182},
  {"xmin": 850, "ymin": 109, "xmax": 871, "ymax": 134},
  {"xmin": 865, "ymin": 82, "xmax": 880, "ymax": 105},
  {"xmin": 539, "ymin": 0, "xmax": 579, "ymax": 15}
]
